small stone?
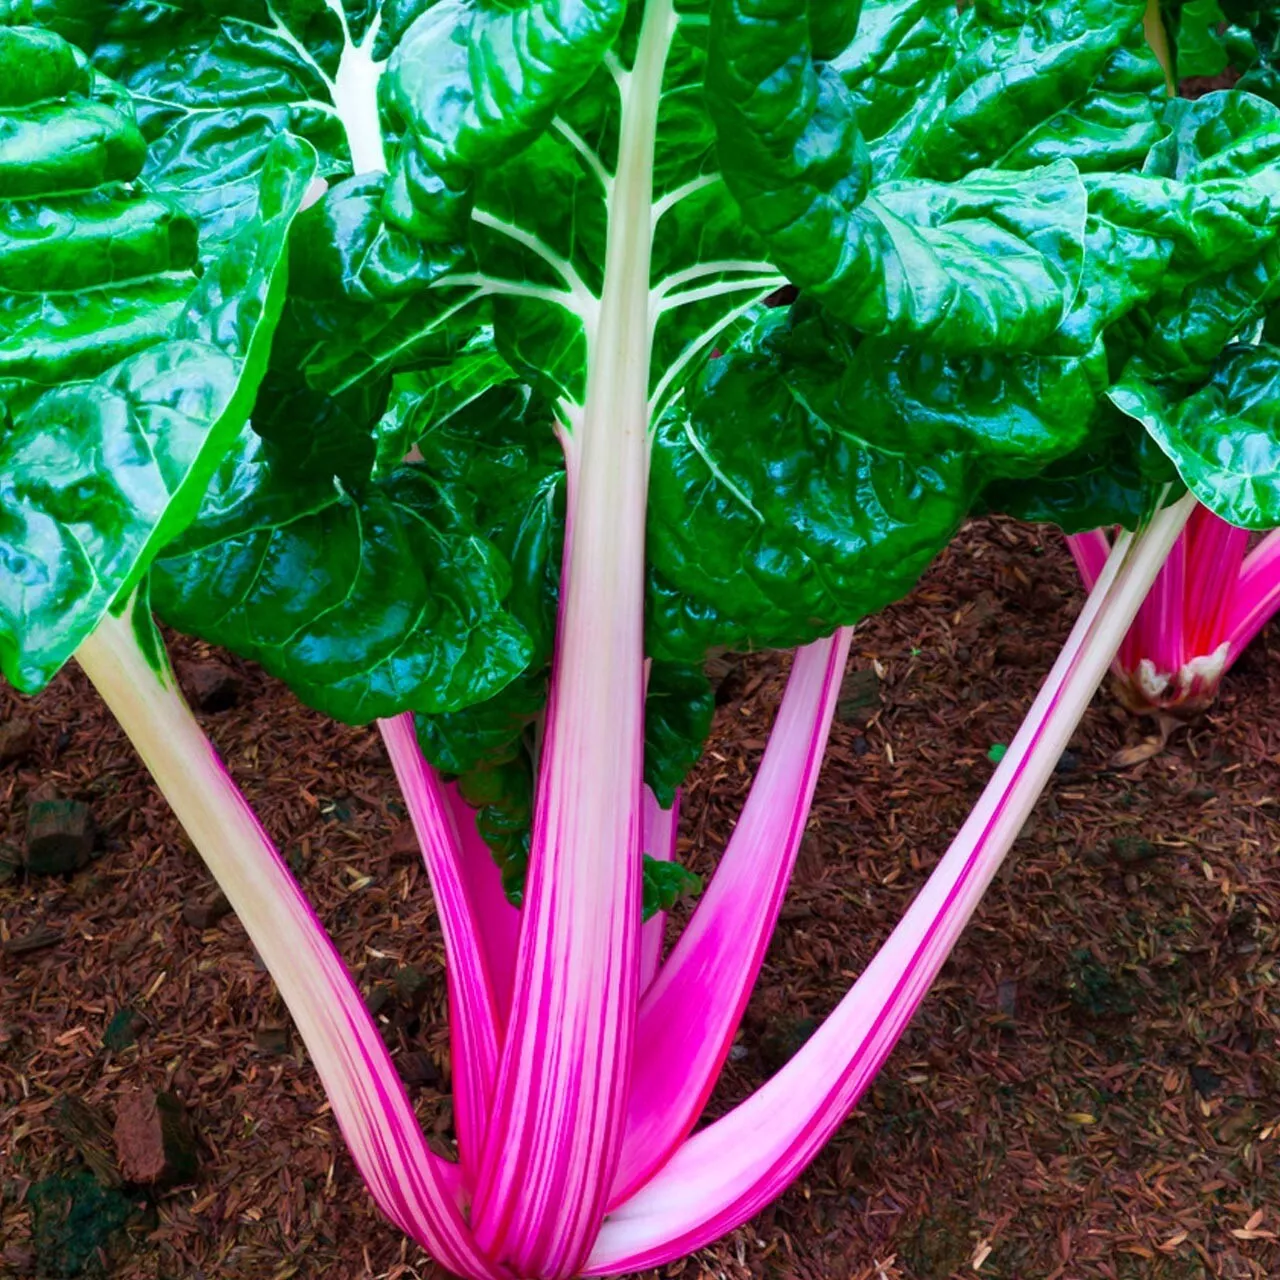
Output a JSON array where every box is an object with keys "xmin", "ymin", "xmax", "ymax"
[
  {"xmin": 181, "ymin": 890, "xmax": 233, "ymax": 930},
  {"xmin": 398, "ymin": 1051, "xmax": 442, "ymax": 1088},
  {"xmin": 728, "ymin": 1043, "xmax": 749, "ymax": 1063},
  {"xmin": 393, "ymin": 965, "xmax": 431, "ymax": 1014},
  {"xmin": 0, "ymin": 718, "xmax": 34, "ymax": 766},
  {"xmin": 102, "ymin": 1006, "xmax": 147, "ymax": 1053},
  {"xmin": 1109, "ymin": 836, "xmax": 1162, "ymax": 866},
  {"xmin": 177, "ymin": 660, "xmax": 241, "ymax": 713},
  {"xmin": 758, "ymin": 1016, "xmax": 818, "ymax": 1074},
  {"xmin": 1054, "ymin": 750, "xmax": 1081, "ymax": 775},
  {"xmin": 1190, "ymin": 1064, "xmax": 1224, "ymax": 1099},
  {"xmin": 1123, "ymin": 872, "xmax": 1140, "ymax": 895},
  {"xmin": 113, "ymin": 1088, "xmax": 198, "ymax": 1186},
  {"xmin": 994, "ymin": 640, "xmax": 1039, "ymax": 668},
  {"xmin": 254, "ymin": 1026, "xmax": 292, "ymax": 1056},
  {"xmin": 836, "ymin": 668, "xmax": 881, "ymax": 725},
  {"xmin": 25, "ymin": 795, "xmax": 95, "ymax": 874},
  {"xmin": 388, "ymin": 825, "xmax": 420, "ymax": 859},
  {"xmin": 852, "ymin": 735, "xmax": 870, "ymax": 757}
]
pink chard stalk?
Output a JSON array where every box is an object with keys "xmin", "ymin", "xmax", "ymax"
[
  {"xmin": 8, "ymin": 2, "xmax": 1280, "ymax": 1279},
  {"xmin": 1069, "ymin": 508, "xmax": 1280, "ymax": 716}
]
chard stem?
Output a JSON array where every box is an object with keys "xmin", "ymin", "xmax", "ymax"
[
  {"xmin": 469, "ymin": 1, "xmax": 678, "ymax": 1274},
  {"xmin": 75, "ymin": 606, "xmax": 498, "ymax": 1279}
]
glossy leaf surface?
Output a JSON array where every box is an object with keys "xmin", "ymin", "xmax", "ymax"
[
  {"xmin": 1110, "ymin": 343, "xmax": 1280, "ymax": 528},
  {"xmin": 0, "ymin": 28, "xmax": 314, "ymax": 692}
]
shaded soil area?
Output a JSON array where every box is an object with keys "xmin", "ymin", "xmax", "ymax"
[{"xmin": 3, "ymin": 517, "xmax": 1280, "ymax": 1280}]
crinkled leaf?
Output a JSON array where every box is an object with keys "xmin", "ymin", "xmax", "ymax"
[
  {"xmin": 382, "ymin": 0, "xmax": 627, "ymax": 241},
  {"xmin": 646, "ymin": 308, "xmax": 973, "ymax": 660},
  {"xmin": 277, "ymin": 173, "xmax": 477, "ymax": 401},
  {"xmin": 373, "ymin": 327, "xmax": 515, "ymax": 476},
  {"xmin": 150, "ymin": 428, "xmax": 533, "ymax": 722},
  {"xmin": 46, "ymin": 0, "xmax": 393, "ymax": 254},
  {"xmin": 1109, "ymin": 342, "xmax": 1280, "ymax": 528},
  {"xmin": 839, "ymin": 0, "xmax": 1165, "ymax": 183},
  {"xmin": 706, "ymin": 0, "xmax": 1091, "ymax": 353}
]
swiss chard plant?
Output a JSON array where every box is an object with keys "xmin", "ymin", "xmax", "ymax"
[{"xmin": 7, "ymin": 2, "xmax": 1280, "ymax": 1277}]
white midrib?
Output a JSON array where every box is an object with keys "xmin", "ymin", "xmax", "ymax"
[
  {"xmin": 269, "ymin": 0, "xmax": 387, "ymax": 174},
  {"xmin": 332, "ymin": 10, "xmax": 387, "ymax": 174}
]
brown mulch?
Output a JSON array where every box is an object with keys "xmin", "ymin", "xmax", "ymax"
[{"xmin": 3, "ymin": 516, "xmax": 1280, "ymax": 1280}]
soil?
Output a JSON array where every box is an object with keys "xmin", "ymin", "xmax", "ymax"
[{"xmin": 3, "ymin": 516, "xmax": 1280, "ymax": 1280}]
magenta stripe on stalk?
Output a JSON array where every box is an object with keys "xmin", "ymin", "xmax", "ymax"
[
  {"xmin": 639, "ymin": 785, "xmax": 679, "ymax": 993},
  {"xmin": 380, "ymin": 715, "xmax": 503, "ymax": 1181},
  {"xmin": 446, "ymin": 782, "xmax": 520, "ymax": 1024},
  {"xmin": 611, "ymin": 630, "xmax": 851, "ymax": 1205}
]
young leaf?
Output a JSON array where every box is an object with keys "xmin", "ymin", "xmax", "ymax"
[{"xmin": 641, "ymin": 856, "xmax": 701, "ymax": 922}]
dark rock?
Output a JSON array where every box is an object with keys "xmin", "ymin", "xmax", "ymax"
[
  {"xmin": 26, "ymin": 795, "xmax": 96, "ymax": 875},
  {"xmin": 398, "ymin": 1051, "xmax": 442, "ymax": 1088},
  {"xmin": 394, "ymin": 965, "xmax": 431, "ymax": 1014},
  {"xmin": 0, "ymin": 718, "xmax": 34, "ymax": 766},
  {"xmin": 113, "ymin": 1089, "xmax": 198, "ymax": 1187},
  {"xmin": 1054, "ymin": 750, "xmax": 1081, "ymax": 775},
  {"xmin": 994, "ymin": 640, "xmax": 1039, "ymax": 669},
  {"xmin": 181, "ymin": 890, "xmax": 233, "ymax": 930},
  {"xmin": 102, "ymin": 1007, "xmax": 147, "ymax": 1053},
  {"xmin": 177, "ymin": 660, "xmax": 241, "ymax": 713},
  {"xmin": 1109, "ymin": 836, "xmax": 1164, "ymax": 866},
  {"xmin": 254, "ymin": 1026, "xmax": 292, "ymax": 1056},
  {"xmin": 758, "ymin": 1016, "xmax": 818, "ymax": 1074},
  {"xmin": 1190, "ymin": 1064, "xmax": 1224, "ymax": 1099},
  {"xmin": 852, "ymin": 735, "xmax": 870, "ymax": 757},
  {"xmin": 836, "ymin": 668, "xmax": 881, "ymax": 725}
]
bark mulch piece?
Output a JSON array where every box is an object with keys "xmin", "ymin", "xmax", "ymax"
[{"xmin": 3, "ymin": 522, "xmax": 1280, "ymax": 1279}]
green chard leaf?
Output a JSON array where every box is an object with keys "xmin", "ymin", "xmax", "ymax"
[
  {"xmin": 0, "ymin": 25, "xmax": 316, "ymax": 693},
  {"xmin": 838, "ymin": 0, "xmax": 1167, "ymax": 183},
  {"xmin": 645, "ymin": 301, "xmax": 1108, "ymax": 659},
  {"xmin": 149, "ymin": 419, "xmax": 536, "ymax": 724},
  {"xmin": 644, "ymin": 661, "xmax": 714, "ymax": 808},
  {"xmin": 980, "ymin": 402, "xmax": 1185, "ymax": 533},
  {"xmin": 1109, "ymin": 342, "xmax": 1280, "ymax": 527},
  {"xmin": 706, "ymin": 0, "xmax": 1092, "ymax": 353}
]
